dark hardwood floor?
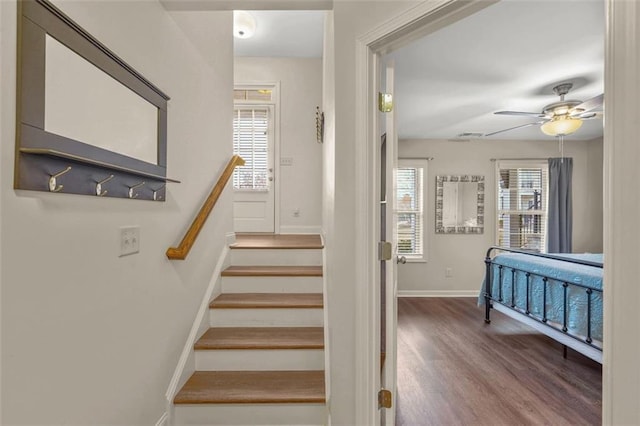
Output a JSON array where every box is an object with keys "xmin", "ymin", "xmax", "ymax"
[{"xmin": 396, "ymin": 297, "xmax": 602, "ymax": 426}]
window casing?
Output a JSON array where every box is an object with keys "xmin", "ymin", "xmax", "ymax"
[
  {"xmin": 496, "ymin": 160, "xmax": 549, "ymax": 253},
  {"xmin": 395, "ymin": 159, "xmax": 428, "ymax": 262}
]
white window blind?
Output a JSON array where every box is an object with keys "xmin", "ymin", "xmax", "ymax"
[
  {"xmin": 233, "ymin": 108, "xmax": 269, "ymax": 190},
  {"xmin": 496, "ymin": 161, "xmax": 549, "ymax": 253},
  {"xmin": 396, "ymin": 160, "xmax": 427, "ymax": 261}
]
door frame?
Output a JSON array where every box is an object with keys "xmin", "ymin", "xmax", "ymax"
[
  {"xmin": 353, "ymin": 4, "xmax": 498, "ymax": 422},
  {"xmin": 381, "ymin": 60, "xmax": 398, "ymax": 426},
  {"xmin": 234, "ymin": 81, "xmax": 281, "ymax": 234},
  {"xmin": 353, "ymin": 0, "xmax": 633, "ymax": 424}
]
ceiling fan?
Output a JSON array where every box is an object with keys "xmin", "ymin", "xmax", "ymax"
[{"xmin": 485, "ymin": 83, "xmax": 604, "ymax": 137}]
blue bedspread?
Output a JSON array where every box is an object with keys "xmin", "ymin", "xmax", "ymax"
[{"xmin": 481, "ymin": 253, "xmax": 603, "ymax": 343}]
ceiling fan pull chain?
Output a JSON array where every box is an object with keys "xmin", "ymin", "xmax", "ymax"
[{"xmin": 559, "ymin": 135, "xmax": 565, "ymax": 162}]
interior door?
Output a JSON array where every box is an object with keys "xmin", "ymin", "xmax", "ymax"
[
  {"xmin": 232, "ymin": 105, "xmax": 275, "ymax": 233},
  {"xmin": 380, "ymin": 59, "xmax": 398, "ymax": 426}
]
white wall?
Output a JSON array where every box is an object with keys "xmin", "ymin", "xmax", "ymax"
[
  {"xmin": 1, "ymin": 1, "xmax": 233, "ymax": 424},
  {"xmin": 235, "ymin": 57, "xmax": 323, "ymax": 232},
  {"xmin": 397, "ymin": 138, "xmax": 604, "ymax": 294}
]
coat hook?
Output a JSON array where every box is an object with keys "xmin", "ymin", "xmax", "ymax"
[
  {"xmin": 128, "ymin": 181, "xmax": 145, "ymax": 199},
  {"xmin": 48, "ymin": 166, "xmax": 72, "ymax": 192},
  {"xmin": 95, "ymin": 174, "xmax": 114, "ymax": 197},
  {"xmin": 153, "ymin": 185, "xmax": 165, "ymax": 201}
]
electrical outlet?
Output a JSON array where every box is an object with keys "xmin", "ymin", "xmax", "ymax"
[
  {"xmin": 293, "ymin": 208, "xmax": 300, "ymax": 218},
  {"xmin": 280, "ymin": 157, "xmax": 294, "ymax": 166},
  {"xmin": 120, "ymin": 226, "xmax": 140, "ymax": 257},
  {"xmin": 445, "ymin": 267, "xmax": 453, "ymax": 278}
]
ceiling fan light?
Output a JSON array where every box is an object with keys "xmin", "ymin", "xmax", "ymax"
[
  {"xmin": 540, "ymin": 117, "xmax": 583, "ymax": 136},
  {"xmin": 233, "ymin": 11, "xmax": 256, "ymax": 39}
]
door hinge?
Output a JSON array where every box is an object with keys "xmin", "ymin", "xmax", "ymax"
[
  {"xmin": 378, "ymin": 92, "xmax": 393, "ymax": 112},
  {"xmin": 378, "ymin": 241, "xmax": 392, "ymax": 261},
  {"xmin": 378, "ymin": 388, "xmax": 392, "ymax": 409}
]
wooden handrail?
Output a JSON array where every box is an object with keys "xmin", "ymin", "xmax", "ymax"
[{"xmin": 166, "ymin": 155, "xmax": 245, "ymax": 260}]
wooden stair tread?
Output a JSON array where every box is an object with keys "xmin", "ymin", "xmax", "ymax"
[
  {"xmin": 210, "ymin": 293, "xmax": 323, "ymax": 309},
  {"xmin": 232, "ymin": 234, "xmax": 323, "ymax": 249},
  {"xmin": 222, "ymin": 265, "xmax": 322, "ymax": 277},
  {"xmin": 174, "ymin": 370, "xmax": 326, "ymax": 404},
  {"xmin": 195, "ymin": 327, "xmax": 324, "ymax": 350}
]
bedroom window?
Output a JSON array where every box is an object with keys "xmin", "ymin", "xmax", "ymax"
[
  {"xmin": 496, "ymin": 161, "xmax": 549, "ymax": 253},
  {"xmin": 232, "ymin": 107, "xmax": 270, "ymax": 190},
  {"xmin": 396, "ymin": 159, "xmax": 427, "ymax": 262}
]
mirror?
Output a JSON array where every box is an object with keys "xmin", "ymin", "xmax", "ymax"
[
  {"xmin": 15, "ymin": 0, "xmax": 173, "ymax": 200},
  {"xmin": 44, "ymin": 35, "xmax": 159, "ymax": 164},
  {"xmin": 436, "ymin": 175, "xmax": 484, "ymax": 234}
]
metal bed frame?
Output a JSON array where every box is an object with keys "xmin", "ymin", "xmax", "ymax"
[{"xmin": 483, "ymin": 246, "xmax": 603, "ymax": 363}]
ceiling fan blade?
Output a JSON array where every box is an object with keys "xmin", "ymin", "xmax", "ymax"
[
  {"xmin": 484, "ymin": 120, "xmax": 547, "ymax": 137},
  {"xmin": 494, "ymin": 111, "xmax": 547, "ymax": 118},
  {"xmin": 576, "ymin": 111, "xmax": 604, "ymax": 120},
  {"xmin": 570, "ymin": 93, "xmax": 604, "ymax": 114}
]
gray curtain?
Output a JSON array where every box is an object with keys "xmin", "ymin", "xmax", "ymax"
[{"xmin": 547, "ymin": 157, "xmax": 573, "ymax": 253}]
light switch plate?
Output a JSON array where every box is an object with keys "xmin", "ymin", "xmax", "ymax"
[{"xmin": 120, "ymin": 226, "xmax": 140, "ymax": 256}]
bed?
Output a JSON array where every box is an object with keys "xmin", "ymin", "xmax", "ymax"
[{"xmin": 481, "ymin": 246, "xmax": 603, "ymax": 363}]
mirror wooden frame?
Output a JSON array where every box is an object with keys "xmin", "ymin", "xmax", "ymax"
[{"xmin": 435, "ymin": 175, "xmax": 485, "ymax": 234}]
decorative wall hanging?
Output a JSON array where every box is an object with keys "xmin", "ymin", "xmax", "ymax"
[
  {"xmin": 435, "ymin": 175, "xmax": 484, "ymax": 234},
  {"xmin": 316, "ymin": 106, "xmax": 324, "ymax": 143}
]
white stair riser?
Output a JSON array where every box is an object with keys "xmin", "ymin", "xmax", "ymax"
[
  {"xmin": 210, "ymin": 308, "xmax": 323, "ymax": 327},
  {"xmin": 221, "ymin": 276, "xmax": 323, "ymax": 293},
  {"xmin": 173, "ymin": 403, "xmax": 327, "ymax": 425},
  {"xmin": 230, "ymin": 249, "xmax": 322, "ymax": 266},
  {"xmin": 195, "ymin": 349, "xmax": 324, "ymax": 371}
]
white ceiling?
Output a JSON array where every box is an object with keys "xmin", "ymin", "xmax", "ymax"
[
  {"xmin": 227, "ymin": 2, "xmax": 604, "ymax": 141},
  {"xmin": 234, "ymin": 11, "xmax": 324, "ymax": 58},
  {"xmin": 386, "ymin": 0, "xmax": 605, "ymax": 141}
]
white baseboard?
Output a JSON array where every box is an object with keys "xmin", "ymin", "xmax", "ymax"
[
  {"xmin": 155, "ymin": 412, "xmax": 168, "ymax": 426},
  {"xmin": 397, "ymin": 290, "xmax": 480, "ymax": 298},
  {"xmin": 165, "ymin": 245, "xmax": 230, "ymax": 402},
  {"xmin": 279, "ymin": 225, "xmax": 322, "ymax": 235},
  {"xmin": 225, "ymin": 231, "xmax": 236, "ymax": 246}
]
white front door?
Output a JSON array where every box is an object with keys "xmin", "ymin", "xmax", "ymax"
[{"xmin": 232, "ymin": 105, "xmax": 275, "ymax": 233}]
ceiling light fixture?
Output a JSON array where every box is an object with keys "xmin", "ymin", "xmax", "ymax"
[
  {"xmin": 540, "ymin": 116, "xmax": 583, "ymax": 136},
  {"xmin": 233, "ymin": 11, "xmax": 256, "ymax": 39}
]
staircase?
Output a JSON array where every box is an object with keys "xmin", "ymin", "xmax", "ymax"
[{"xmin": 173, "ymin": 234, "xmax": 327, "ymax": 425}]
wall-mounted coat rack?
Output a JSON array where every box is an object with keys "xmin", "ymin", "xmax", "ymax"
[
  {"xmin": 18, "ymin": 148, "xmax": 180, "ymax": 201},
  {"xmin": 15, "ymin": 0, "xmax": 178, "ymax": 201}
]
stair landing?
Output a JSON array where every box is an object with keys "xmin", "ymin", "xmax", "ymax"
[
  {"xmin": 174, "ymin": 370, "xmax": 325, "ymax": 404},
  {"xmin": 232, "ymin": 234, "xmax": 323, "ymax": 249}
]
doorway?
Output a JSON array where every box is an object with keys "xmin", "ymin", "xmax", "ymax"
[
  {"xmin": 354, "ymin": 0, "xmax": 613, "ymax": 423},
  {"xmin": 232, "ymin": 85, "xmax": 278, "ymax": 233}
]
